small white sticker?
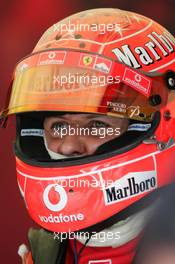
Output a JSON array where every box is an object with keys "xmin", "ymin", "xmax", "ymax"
[
  {"xmin": 89, "ymin": 260, "xmax": 112, "ymax": 264},
  {"xmin": 127, "ymin": 123, "xmax": 151, "ymax": 131},
  {"xmin": 21, "ymin": 129, "xmax": 44, "ymax": 137}
]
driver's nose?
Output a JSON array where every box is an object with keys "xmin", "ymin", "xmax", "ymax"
[{"xmin": 55, "ymin": 134, "xmax": 86, "ymax": 157}]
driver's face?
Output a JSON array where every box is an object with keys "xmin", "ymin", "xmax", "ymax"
[{"xmin": 43, "ymin": 114, "xmax": 129, "ymax": 157}]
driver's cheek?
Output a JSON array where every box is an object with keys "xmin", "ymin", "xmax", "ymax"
[{"xmin": 45, "ymin": 133, "xmax": 117, "ymax": 156}]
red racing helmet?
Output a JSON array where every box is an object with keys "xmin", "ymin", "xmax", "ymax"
[{"xmin": 1, "ymin": 8, "xmax": 175, "ymax": 233}]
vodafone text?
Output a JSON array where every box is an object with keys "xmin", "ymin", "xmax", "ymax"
[{"xmin": 38, "ymin": 213, "xmax": 84, "ymax": 224}]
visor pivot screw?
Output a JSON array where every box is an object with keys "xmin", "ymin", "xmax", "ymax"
[
  {"xmin": 166, "ymin": 71, "xmax": 175, "ymax": 90},
  {"xmin": 157, "ymin": 142, "xmax": 166, "ymax": 150},
  {"xmin": 149, "ymin": 95, "xmax": 162, "ymax": 106},
  {"xmin": 164, "ymin": 110, "xmax": 171, "ymax": 121},
  {"xmin": 168, "ymin": 78, "xmax": 175, "ymax": 88}
]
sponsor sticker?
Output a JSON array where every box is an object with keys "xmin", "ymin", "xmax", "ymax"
[
  {"xmin": 123, "ymin": 68, "xmax": 151, "ymax": 97},
  {"xmin": 107, "ymin": 101, "xmax": 127, "ymax": 114},
  {"xmin": 94, "ymin": 57, "xmax": 112, "ymax": 73},
  {"xmin": 21, "ymin": 129, "xmax": 44, "ymax": 137},
  {"xmin": 89, "ymin": 260, "xmax": 112, "ymax": 264},
  {"xmin": 38, "ymin": 213, "xmax": 84, "ymax": 224},
  {"xmin": 104, "ymin": 170, "xmax": 157, "ymax": 205},
  {"xmin": 43, "ymin": 184, "xmax": 68, "ymax": 212},
  {"xmin": 79, "ymin": 53, "xmax": 96, "ymax": 68},
  {"xmin": 127, "ymin": 123, "xmax": 151, "ymax": 131},
  {"xmin": 38, "ymin": 51, "xmax": 66, "ymax": 65}
]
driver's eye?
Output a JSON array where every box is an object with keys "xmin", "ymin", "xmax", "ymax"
[
  {"xmin": 51, "ymin": 122, "xmax": 69, "ymax": 131},
  {"xmin": 89, "ymin": 120, "xmax": 110, "ymax": 128}
]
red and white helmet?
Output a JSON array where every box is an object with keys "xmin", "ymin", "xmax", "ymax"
[{"xmin": 1, "ymin": 8, "xmax": 175, "ymax": 233}]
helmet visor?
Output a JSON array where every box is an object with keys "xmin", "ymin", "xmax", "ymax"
[{"xmin": 0, "ymin": 49, "xmax": 171, "ymax": 122}]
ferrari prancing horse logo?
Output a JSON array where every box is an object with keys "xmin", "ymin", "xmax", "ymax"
[{"xmin": 83, "ymin": 55, "xmax": 93, "ymax": 66}]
